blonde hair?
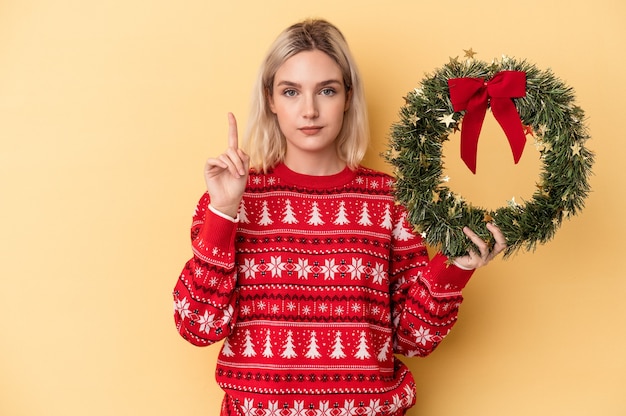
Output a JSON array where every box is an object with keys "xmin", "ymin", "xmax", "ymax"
[{"xmin": 243, "ymin": 19, "xmax": 369, "ymax": 173}]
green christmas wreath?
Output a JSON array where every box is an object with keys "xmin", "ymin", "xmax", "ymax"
[{"xmin": 385, "ymin": 52, "xmax": 594, "ymax": 258}]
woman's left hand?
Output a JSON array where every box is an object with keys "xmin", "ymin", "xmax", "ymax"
[{"xmin": 453, "ymin": 222, "xmax": 507, "ymax": 270}]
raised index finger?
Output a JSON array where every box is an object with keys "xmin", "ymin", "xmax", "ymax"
[{"xmin": 227, "ymin": 112, "xmax": 239, "ymax": 150}]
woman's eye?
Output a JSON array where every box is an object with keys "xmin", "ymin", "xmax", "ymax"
[
  {"xmin": 283, "ymin": 89, "xmax": 297, "ymax": 97},
  {"xmin": 320, "ymin": 88, "xmax": 336, "ymax": 96}
]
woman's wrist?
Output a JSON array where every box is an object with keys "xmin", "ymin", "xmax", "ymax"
[
  {"xmin": 208, "ymin": 204, "xmax": 239, "ymax": 221},
  {"xmin": 452, "ymin": 258, "xmax": 475, "ymax": 271}
]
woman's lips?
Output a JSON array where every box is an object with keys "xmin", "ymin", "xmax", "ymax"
[{"xmin": 300, "ymin": 126, "xmax": 322, "ymax": 135}]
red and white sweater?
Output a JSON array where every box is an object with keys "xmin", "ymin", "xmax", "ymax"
[{"xmin": 173, "ymin": 163, "xmax": 474, "ymax": 416}]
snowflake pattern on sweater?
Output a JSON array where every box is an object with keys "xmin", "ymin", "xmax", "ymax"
[{"xmin": 173, "ymin": 164, "xmax": 474, "ymax": 416}]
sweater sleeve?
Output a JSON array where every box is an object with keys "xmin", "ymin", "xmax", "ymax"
[
  {"xmin": 173, "ymin": 193, "xmax": 240, "ymax": 346},
  {"xmin": 389, "ymin": 207, "xmax": 474, "ymax": 357}
]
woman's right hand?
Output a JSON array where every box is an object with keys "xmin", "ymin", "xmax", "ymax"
[{"xmin": 204, "ymin": 112, "xmax": 249, "ymax": 218}]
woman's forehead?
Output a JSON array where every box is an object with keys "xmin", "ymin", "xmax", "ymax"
[{"xmin": 274, "ymin": 50, "xmax": 343, "ymax": 86}]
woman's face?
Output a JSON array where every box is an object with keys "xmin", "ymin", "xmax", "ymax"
[{"xmin": 269, "ymin": 49, "xmax": 350, "ymax": 166}]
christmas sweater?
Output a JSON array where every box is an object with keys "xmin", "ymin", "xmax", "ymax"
[{"xmin": 173, "ymin": 163, "xmax": 474, "ymax": 416}]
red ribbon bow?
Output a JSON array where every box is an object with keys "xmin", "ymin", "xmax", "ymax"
[{"xmin": 448, "ymin": 70, "xmax": 527, "ymax": 174}]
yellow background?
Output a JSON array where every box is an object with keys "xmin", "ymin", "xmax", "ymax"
[{"xmin": 1, "ymin": 1, "xmax": 624, "ymax": 415}]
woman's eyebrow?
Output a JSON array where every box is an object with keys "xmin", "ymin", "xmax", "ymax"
[{"xmin": 275, "ymin": 79, "xmax": 343, "ymax": 88}]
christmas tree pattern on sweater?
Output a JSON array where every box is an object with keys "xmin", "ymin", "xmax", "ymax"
[{"xmin": 174, "ymin": 164, "xmax": 471, "ymax": 416}]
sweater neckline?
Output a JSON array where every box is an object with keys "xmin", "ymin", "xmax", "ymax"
[{"xmin": 272, "ymin": 163, "xmax": 357, "ymax": 189}]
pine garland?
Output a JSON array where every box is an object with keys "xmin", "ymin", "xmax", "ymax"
[{"xmin": 385, "ymin": 54, "xmax": 594, "ymax": 258}]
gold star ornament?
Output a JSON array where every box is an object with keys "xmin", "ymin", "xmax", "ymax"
[
  {"xmin": 438, "ymin": 113, "xmax": 456, "ymax": 128},
  {"xmin": 463, "ymin": 48, "xmax": 477, "ymax": 59}
]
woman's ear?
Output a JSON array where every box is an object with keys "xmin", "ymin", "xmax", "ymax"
[
  {"xmin": 344, "ymin": 88, "xmax": 352, "ymax": 112},
  {"xmin": 266, "ymin": 87, "xmax": 276, "ymax": 114}
]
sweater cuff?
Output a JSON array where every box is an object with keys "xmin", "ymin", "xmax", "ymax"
[
  {"xmin": 192, "ymin": 207, "xmax": 239, "ymax": 267},
  {"xmin": 422, "ymin": 252, "xmax": 475, "ymax": 297},
  {"xmin": 208, "ymin": 204, "xmax": 240, "ymax": 222}
]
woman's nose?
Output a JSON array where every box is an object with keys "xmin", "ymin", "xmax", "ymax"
[{"xmin": 303, "ymin": 95, "xmax": 319, "ymax": 118}]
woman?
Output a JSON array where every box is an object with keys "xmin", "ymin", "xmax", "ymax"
[{"xmin": 173, "ymin": 19, "xmax": 506, "ymax": 416}]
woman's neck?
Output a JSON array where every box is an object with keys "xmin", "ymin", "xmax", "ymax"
[{"xmin": 283, "ymin": 152, "xmax": 346, "ymax": 176}]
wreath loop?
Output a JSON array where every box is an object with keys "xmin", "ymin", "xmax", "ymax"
[{"xmin": 385, "ymin": 54, "xmax": 594, "ymax": 258}]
